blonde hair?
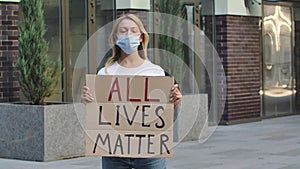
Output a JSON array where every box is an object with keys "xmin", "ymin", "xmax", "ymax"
[{"xmin": 105, "ymin": 14, "xmax": 149, "ymax": 73}]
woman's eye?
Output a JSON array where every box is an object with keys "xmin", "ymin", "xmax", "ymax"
[
  {"xmin": 119, "ymin": 28, "xmax": 127, "ymax": 33},
  {"xmin": 131, "ymin": 29, "xmax": 139, "ymax": 33}
]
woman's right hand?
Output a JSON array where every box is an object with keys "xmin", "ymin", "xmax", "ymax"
[{"xmin": 81, "ymin": 86, "xmax": 94, "ymax": 105}]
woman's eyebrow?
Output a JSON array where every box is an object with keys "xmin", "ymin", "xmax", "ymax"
[{"xmin": 119, "ymin": 26, "xmax": 139, "ymax": 29}]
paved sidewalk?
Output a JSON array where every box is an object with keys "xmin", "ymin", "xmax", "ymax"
[{"xmin": 1, "ymin": 115, "xmax": 299, "ymax": 169}]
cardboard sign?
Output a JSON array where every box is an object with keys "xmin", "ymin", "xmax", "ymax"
[{"xmin": 85, "ymin": 75, "xmax": 174, "ymax": 158}]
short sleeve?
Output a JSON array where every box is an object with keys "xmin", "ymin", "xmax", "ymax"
[
  {"xmin": 97, "ymin": 67, "xmax": 106, "ymax": 75},
  {"xmin": 158, "ymin": 67, "xmax": 165, "ymax": 76},
  {"xmin": 152, "ymin": 64, "xmax": 165, "ymax": 76}
]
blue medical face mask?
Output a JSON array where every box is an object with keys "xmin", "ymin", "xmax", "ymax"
[{"xmin": 115, "ymin": 35, "xmax": 141, "ymax": 54}]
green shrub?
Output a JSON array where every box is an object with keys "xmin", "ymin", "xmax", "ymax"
[{"xmin": 16, "ymin": 0, "xmax": 60, "ymax": 105}]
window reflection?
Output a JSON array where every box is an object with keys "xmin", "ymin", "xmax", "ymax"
[
  {"xmin": 44, "ymin": 0, "xmax": 62, "ymax": 101},
  {"xmin": 263, "ymin": 5, "xmax": 294, "ymax": 116},
  {"xmin": 263, "ymin": 6, "xmax": 291, "ymax": 51}
]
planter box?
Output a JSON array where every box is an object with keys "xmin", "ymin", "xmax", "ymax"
[{"xmin": 0, "ymin": 102, "xmax": 85, "ymax": 161}]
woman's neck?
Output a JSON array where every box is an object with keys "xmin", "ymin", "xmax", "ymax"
[{"xmin": 117, "ymin": 51, "xmax": 144, "ymax": 68}]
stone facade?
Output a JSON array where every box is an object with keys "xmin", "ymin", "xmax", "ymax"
[
  {"xmin": 215, "ymin": 15, "xmax": 262, "ymax": 124},
  {"xmin": 0, "ymin": 2, "xmax": 19, "ymax": 102}
]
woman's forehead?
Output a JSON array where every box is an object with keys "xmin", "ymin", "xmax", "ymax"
[{"xmin": 118, "ymin": 18, "xmax": 139, "ymax": 28}]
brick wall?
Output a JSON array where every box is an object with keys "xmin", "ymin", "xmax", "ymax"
[
  {"xmin": 215, "ymin": 15, "xmax": 262, "ymax": 124},
  {"xmin": 295, "ymin": 21, "xmax": 300, "ymax": 112},
  {"xmin": 0, "ymin": 2, "xmax": 19, "ymax": 102}
]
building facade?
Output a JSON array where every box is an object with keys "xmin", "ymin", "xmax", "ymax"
[{"xmin": 0, "ymin": 0, "xmax": 299, "ymax": 124}]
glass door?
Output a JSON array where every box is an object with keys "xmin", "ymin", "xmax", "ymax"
[
  {"xmin": 294, "ymin": 5, "xmax": 300, "ymax": 112},
  {"xmin": 44, "ymin": 0, "xmax": 63, "ymax": 102},
  {"xmin": 63, "ymin": 0, "xmax": 115, "ymax": 101},
  {"xmin": 84, "ymin": 0, "xmax": 116, "ymax": 74},
  {"xmin": 66, "ymin": 0, "xmax": 88, "ymax": 102},
  {"xmin": 262, "ymin": 4, "xmax": 295, "ymax": 116}
]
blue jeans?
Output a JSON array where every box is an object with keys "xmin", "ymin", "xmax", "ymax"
[{"xmin": 102, "ymin": 157, "xmax": 166, "ymax": 169}]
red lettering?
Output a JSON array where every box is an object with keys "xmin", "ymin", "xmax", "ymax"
[
  {"xmin": 127, "ymin": 78, "xmax": 141, "ymax": 102},
  {"xmin": 108, "ymin": 77, "xmax": 122, "ymax": 101},
  {"xmin": 144, "ymin": 77, "xmax": 160, "ymax": 102}
]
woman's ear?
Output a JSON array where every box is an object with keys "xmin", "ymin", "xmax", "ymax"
[
  {"xmin": 113, "ymin": 34, "xmax": 118, "ymax": 42},
  {"xmin": 139, "ymin": 34, "xmax": 143, "ymax": 42}
]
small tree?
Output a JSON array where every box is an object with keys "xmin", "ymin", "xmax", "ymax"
[{"xmin": 16, "ymin": 0, "xmax": 60, "ymax": 105}]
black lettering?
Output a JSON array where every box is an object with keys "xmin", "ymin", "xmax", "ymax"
[
  {"xmin": 160, "ymin": 134, "xmax": 170, "ymax": 154},
  {"xmin": 99, "ymin": 106, "xmax": 111, "ymax": 125},
  {"xmin": 113, "ymin": 134, "xmax": 124, "ymax": 154},
  {"xmin": 155, "ymin": 106, "xmax": 165, "ymax": 128},
  {"xmin": 93, "ymin": 133, "xmax": 111, "ymax": 154},
  {"xmin": 136, "ymin": 134, "xmax": 146, "ymax": 154},
  {"xmin": 115, "ymin": 105, "xmax": 120, "ymax": 126},
  {"xmin": 123, "ymin": 105, "xmax": 139, "ymax": 125},
  {"xmin": 124, "ymin": 134, "xmax": 134, "ymax": 154},
  {"xmin": 147, "ymin": 134, "xmax": 155, "ymax": 154},
  {"xmin": 142, "ymin": 105, "xmax": 151, "ymax": 127}
]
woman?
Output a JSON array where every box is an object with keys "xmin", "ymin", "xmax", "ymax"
[{"xmin": 82, "ymin": 14, "xmax": 182, "ymax": 169}]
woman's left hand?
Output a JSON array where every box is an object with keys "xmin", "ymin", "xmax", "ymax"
[{"xmin": 170, "ymin": 84, "xmax": 182, "ymax": 107}]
